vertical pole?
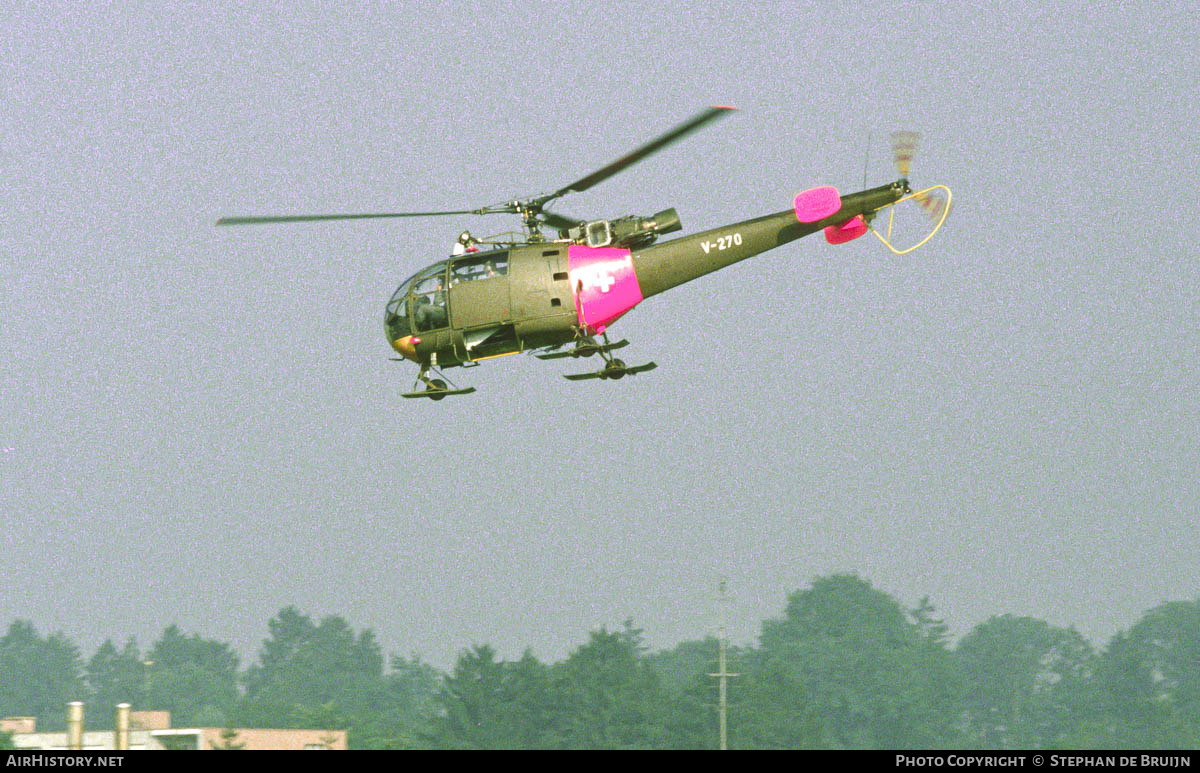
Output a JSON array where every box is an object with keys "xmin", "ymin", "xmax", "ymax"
[
  {"xmin": 66, "ymin": 702, "xmax": 83, "ymax": 750},
  {"xmin": 718, "ymin": 624, "xmax": 728, "ymax": 750},
  {"xmin": 707, "ymin": 580, "xmax": 739, "ymax": 750},
  {"xmin": 115, "ymin": 703, "xmax": 130, "ymax": 751}
]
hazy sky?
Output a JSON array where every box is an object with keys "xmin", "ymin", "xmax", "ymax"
[{"xmin": 2, "ymin": 2, "xmax": 1197, "ymax": 670}]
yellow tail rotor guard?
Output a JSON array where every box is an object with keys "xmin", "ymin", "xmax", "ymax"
[{"xmin": 868, "ymin": 184, "xmax": 952, "ymax": 255}]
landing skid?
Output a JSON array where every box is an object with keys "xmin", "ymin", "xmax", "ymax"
[
  {"xmin": 394, "ymin": 361, "xmax": 476, "ymax": 401},
  {"xmin": 560, "ymin": 332, "xmax": 657, "ymax": 381},
  {"xmin": 402, "ymin": 385, "xmax": 477, "ymax": 400},
  {"xmin": 564, "ymin": 359, "xmax": 657, "ymax": 381}
]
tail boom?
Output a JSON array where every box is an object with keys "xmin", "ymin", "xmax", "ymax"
[{"xmin": 630, "ymin": 180, "xmax": 907, "ymax": 298}]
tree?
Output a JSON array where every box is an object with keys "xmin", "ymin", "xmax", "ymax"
[
  {"xmin": 347, "ymin": 654, "xmax": 442, "ymax": 750},
  {"xmin": 1093, "ymin": 600, "xmax": 1200, "ymax": 748},
  {"xmin": 731, "ymin": 653, "xmax": 822, "ymax": 749},
  {"xmin": 955, "ymin": 615, "xmax": 1097, "ymax": 748},
  {"xmin": 646, "ymin": 636, "xmax": 725, "ymax": 696},
  {"xmin": 911, "ymin": 596, "xmax": 951, "ymax": 647},
  {"xmin": 645, "ymin": 636, "xmax": 732, "ymax": 750},
  {"xmin": 239, "ymin": 607, "xmax": 434, "ymax": 749},
  {"xmin": 239, "ymin": 608, "xmax": 382, "ymax": 727},
  {"xmin": 432, "ymin": 644, "xmax": 558, "ymax": 749},
  {"xmin": 550, "ymin": 622, "xmax": 680, "ymax": 749},
  {"xmin": 86, "ymin": 638, "xmax": 145, "ymax": 726},
  {"xmin": 0, "ymin": 621, "xmax": 86, "ymax": 730},
  {"xmin": 755, "ymin": 575, "xmax": 962, "ymax": 748},
  {"xmin": 145, "ymin": 625, "xmax": 239, "ymax": 727},
  {"xmin": 432, "ymin": 624, "xmax": 687, "ymax": 750}
]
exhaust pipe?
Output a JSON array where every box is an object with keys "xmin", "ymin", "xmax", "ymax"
[
  {"xmin": 66, "ymin": 701, "xmax": 83, "ymax": 750},
  {"xmin": 115, "ymin": 703, "xmax": 130, "ymax": 751}
]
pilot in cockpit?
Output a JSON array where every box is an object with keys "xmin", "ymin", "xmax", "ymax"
[{"xmin": 414, "ymin": 278, "xmax": 448, "ymax": 329}]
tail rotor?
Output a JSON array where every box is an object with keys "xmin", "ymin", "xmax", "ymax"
[
  {"xmin": 890, "ymin": 131, "xmax": 951, "ymax": 222},
  {"xmin": 854, "ymin": 130, "xmax": 952, "ymax": 255},
  {"xmin": 890, "ymin": 130, "xmax": 918, "ymax": 179}
]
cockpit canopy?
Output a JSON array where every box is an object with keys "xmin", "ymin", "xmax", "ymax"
[{"xmin": 384, "ymin": 250, "xmax": 509, "ymax": 342}]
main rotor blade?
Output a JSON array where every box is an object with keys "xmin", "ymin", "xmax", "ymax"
[
  {"xmin": 215, "ymin": 209, "xmax": 490, "ymax": 226},
  {"xmin": 538, "ymin": 210, "xmax": 585, "ymax": 231},
  {"xmin": 548, "ymin": 105, "xmax": 736, "ymax": 200}
]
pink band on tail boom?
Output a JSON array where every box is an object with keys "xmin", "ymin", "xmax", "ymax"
[
  {"xmin": 824, "ymin": 215, "xmax": 868, "ymax": 245},
  {"xmin": 794, "ymin": 186, "xmax": 842, "ymax": 223}
]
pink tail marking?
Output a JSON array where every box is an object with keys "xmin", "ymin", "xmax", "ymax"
[
  {"xmin": 794, "ymin": 186, "xmax": 842, "ymax": 223},
  {"xmin": 824, "ymin": 215, "xmax": 868, "ymax": 245}
]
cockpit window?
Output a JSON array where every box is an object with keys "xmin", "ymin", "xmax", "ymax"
[
  {"xmin": 409, "ymin": 263, "xmax": 448, "ymax": 332},
  {"xmin": 385, "ymin": 261, "xmax": 450, "ymax": 339},
  {"xmin": 413, "ymin": 287, "xmax": 448, "ymax": 331},
  {"xmin": 389, "ymin": 270, "xmax": 422, "ymax": 306},
  {"xmin": 450, "ymin": 251, "xmax": 509, "ymax": 285},
  {"xmin": 385, "ymin": 296, "xmax": 412, "ymax": 340},
  {"xmin": 385, "ymin": 270, "xmax": 421, "ymax": 340},
  {"xmin": 413, "ymin": 274, "xmax": 445, "ymax": 295}
]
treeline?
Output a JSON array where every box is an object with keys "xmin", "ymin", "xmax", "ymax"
[{"xmin": 1, "ymin": 575, "xmax": 1197, "ymax": 749}]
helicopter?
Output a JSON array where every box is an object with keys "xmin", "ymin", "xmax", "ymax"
[{"xmin": 217, "ymin": 108, "xmax": 950, "ymax": 400}]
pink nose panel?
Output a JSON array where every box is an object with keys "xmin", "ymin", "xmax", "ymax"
[
  {"xmin": 794, "ymin": 186, "xmax": 842, "ymax": 223},
  {"xmin": 567, "ymin": 245, "xmax": 644, "ymax": 334},
  {"xmin": 824, "ymin": 215, "xmax": 868, "ymax": 245}
]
